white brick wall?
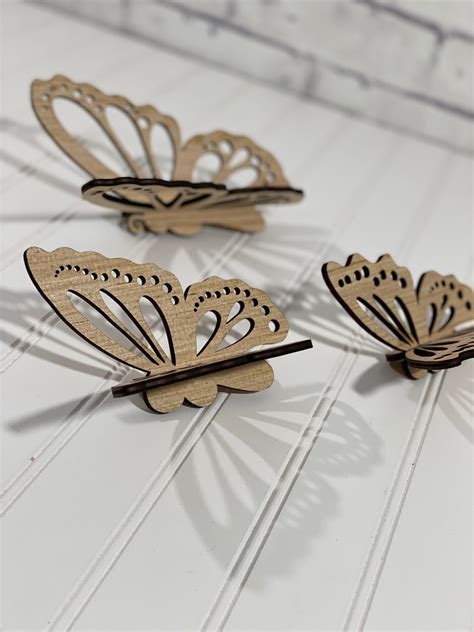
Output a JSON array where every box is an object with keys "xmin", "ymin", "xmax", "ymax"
[{"xmin": 32, "ymin": 0, "xmax": 473, "ymax": 152}]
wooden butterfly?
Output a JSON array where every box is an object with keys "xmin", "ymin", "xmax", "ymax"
[
  {"xmin": 24, "ymin": 247, "xmax": 312, "ymax": 413},
  {"xmin": 31, "ymin": 75, "xmax": 303, "ymax": 235},
  {"xmin": 322, "ymin": 254, "xmax": 474, "ymax": 378}
]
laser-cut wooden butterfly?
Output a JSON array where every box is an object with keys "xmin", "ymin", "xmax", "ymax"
[
  {"xmin": 24, "ymin": 247, "xmax": 312, "ymax": 413},
  {"xmin": 31, "ymin": 75, "xmax": 303, "ymax": 235},
  {"xmin": 322, "ymin": 254, "xmax": 474, "ymax": 378}
]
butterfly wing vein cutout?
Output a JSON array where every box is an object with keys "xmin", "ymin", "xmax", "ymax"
[
  {"xmin": 24, "ymin": 247, "xmax": 290, "ymax": 412},
  {"xmin": 322, "ymin": 254, "xmax": 474, "ymax": 378},
  {"xmin": 31, "ymin": 75, "xmax": 303, "ymax": 235}
]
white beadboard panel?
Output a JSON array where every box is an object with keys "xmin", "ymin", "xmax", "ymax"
[
  {"xmin": 363, "ymin": 368, "xmax": 472, "ymax": 631},
  {"xmin": 1, "ymin": 116, "xmax": 388, "ymax": 630},
  {"xmin": 68, "ymin": 137, "xmax": 455, "ymax": 631},
  {"xmin": 0, "ymin": 79, "xmax": 331, "ymax": 491},
  {"xmin": 220, "ymin": 155, "xmax": 473, "ymax": 632},
  {"xmin": 2, "ymin": 115, "xmax": 395, "ymax": 630},
  {"xmin": 1, "ymin": 4, "xmax": 473, "ymax": 631}
]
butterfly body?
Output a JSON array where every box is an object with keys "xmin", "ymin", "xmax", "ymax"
[
  {"xmin": 322, "ymin": 254, "xmax": 474, "ymax": 378},
  {"xmin": 24, "ymin": 247, "xmax": 291, "ymax": 412},
  {"xmin": 31, "ymin": 75, "xmax": 303, "ymax": 235}
]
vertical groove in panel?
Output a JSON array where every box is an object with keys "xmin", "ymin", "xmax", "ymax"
[{"xmin": 342, "ymin": 372, "xmax": 445, "ymax": 631}]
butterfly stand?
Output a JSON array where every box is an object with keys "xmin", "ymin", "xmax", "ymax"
[
  {"xmin": 112, "ymin": 339, "xmax": 312, "ymax": 398},
  {"xmin": 24, "ymin": 246, "xmax": 313, "ymax": 413},
  {"xmin": 31, "ymin": 75, "xmax": 303, "ymax": 236},
  {"xmin": 322, "ymin": 253, "xmax": 474, "ymax": 379}
]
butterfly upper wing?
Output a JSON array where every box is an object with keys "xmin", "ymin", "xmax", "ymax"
[
  {"xmin": 31, "ymin": 75, "xmax": 181, "ymax": 181},
  {"xmin": 405, "ymin": 329, "xmax": 474, "ymax": 370},
  {"xmin": 24, "ymin": 247, "xmax": 186, "ymax": 373},
  {"xmin": 144, "ymin": 276, "xmax": 289, "ymax": 412},
  {"xmin": 322, "ymin": 254, "xmax": 427, "ymax": 351}
]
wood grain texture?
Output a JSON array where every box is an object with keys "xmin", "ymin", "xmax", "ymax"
[
  {"xmin": 3, "ymin": 6, "xmax": 472, "ymax": 629},
  {"xmin": 31, "ymin": 74, "xmax": 303, "ymax": 235},
  {"xmin": 322, "ymin": 253, "xmax": 474, "ymax": 378},
  {"xmin": 23, "ymin": 246, "xmax": 298, "ymax": 413}
]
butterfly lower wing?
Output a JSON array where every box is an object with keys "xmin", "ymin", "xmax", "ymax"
[
  {"xmin": 143, "ymin": 276, "xmax": 288, "ymax": 412},
  {"xmin": 405, "ymin": 330, "xmax": 474, "ymax": 371},
  {"xmin": 24, "ymin": 247, "xmax": 185, "ymax": 374},
  {"xmin": 174, "ymin": 130, "xmax": 291, "ymax": 187},
  {"xmin": 322, "ymin": 254, "xmax": 426, "ymax": 351},
  {"xmin": 416, "ymin": 271, "xmax": 474, "ymax": 340}
]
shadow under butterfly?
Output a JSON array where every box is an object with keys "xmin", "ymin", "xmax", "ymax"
[
  {"xmin": 31, "ymin": 75, "xmax": 303, "ymax": 236},
  {"xmin": 170, "ymin": 381, "xmax": 383, "ymax": 583},
  {"xmin": 24, "ymin": 247, "xmax": 313, "ymax": 413},
  {"xmin": 322, "ymin": 253, "xmax": 474, "ymax": 379}
]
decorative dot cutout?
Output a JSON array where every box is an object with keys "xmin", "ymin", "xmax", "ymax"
[{"xmin": 269, "ymin": 320, "xmax": 280, "ymax": 332}]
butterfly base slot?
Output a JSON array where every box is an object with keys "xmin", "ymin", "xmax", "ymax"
[{"xmin": 111, "ymin": 339, "xmax": 313, "ymax": 399}]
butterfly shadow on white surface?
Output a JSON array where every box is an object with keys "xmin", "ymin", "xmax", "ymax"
[
  {"xmin": 435, "ymin": 370, "xmax": 473, "ymax": 444},
  {"xmin": 0, "ymin": 287, "xmax": 120, "ymax": 380},
  {"xmin": 172, "ymin": 379, "xmax": 383, "ymax": 586}
]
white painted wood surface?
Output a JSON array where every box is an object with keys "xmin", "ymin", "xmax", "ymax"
[{"xmin": 1, "ymin": 3, "xmax": 472, "ymax": 630}]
